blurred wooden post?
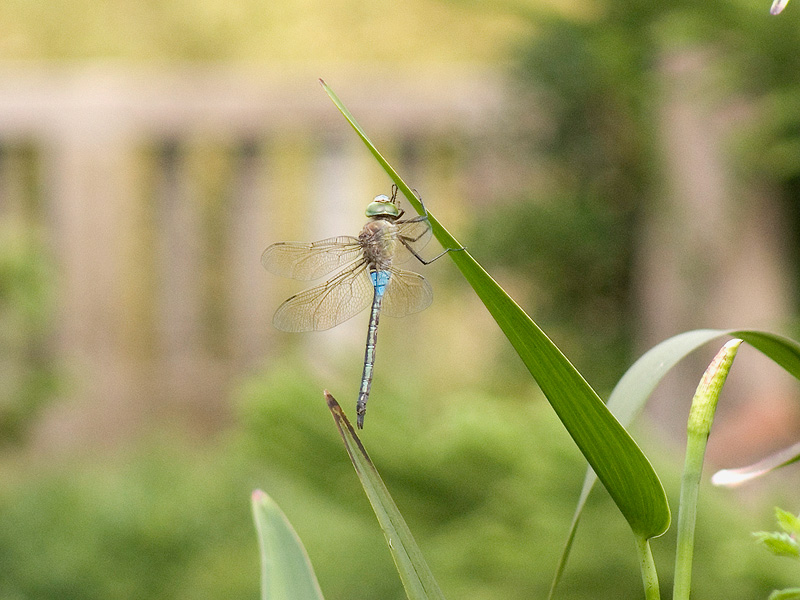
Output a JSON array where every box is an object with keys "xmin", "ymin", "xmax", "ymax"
[
  {"xmin": 35, "ymin": 118, "xmax": 152, "ymax": 444},
  {"xmin": 636, "ymin": 46, "xmax": 799, "ymax": 462},
  {"xmin": 308, "ymin": 134, "xmax": 371, "ymax": 356},
  {"xmin": 227, "ymin": 139, "xmax": 271, "ymax": 365},
  {"xmin": 0, "ymin": 143, "xmax": 28, "ymax": 221},
  {"xmin": 45, "ymin": 131, "xmax": 132, "ymax": 363},
  {"xmin": 154, "ymin": 139, "xmax": 203, "ymax": 367}
]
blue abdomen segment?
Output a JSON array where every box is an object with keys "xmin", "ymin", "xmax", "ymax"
[
  {"xmin": 358, "ymin": 270, "xmax": 392, "ymax": 428},
  {"xmin": 371, "ymin": 270, "xmax": 391, "ymax": 297}
]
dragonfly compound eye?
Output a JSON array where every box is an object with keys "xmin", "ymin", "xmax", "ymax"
[{"xmin": 365, "ymin": 195, "xmax": 400, "ymax": 218}]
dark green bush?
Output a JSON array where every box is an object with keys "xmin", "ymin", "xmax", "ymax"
[{"xmin": 1, "ymin": 363, "xmax": 790, "ymax": 599}]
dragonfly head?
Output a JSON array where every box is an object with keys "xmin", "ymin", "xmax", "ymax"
[{"xmin": 365, "ymin": 194, "xmax": 400, "ymax": 219}]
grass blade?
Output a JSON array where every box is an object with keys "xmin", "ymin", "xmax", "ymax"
[
  {"xmin": 320, "ymin": 79, "xmax": 670, "ymax": 542},
  {"xmin": 769, "ymin": 589, "xmax": 800, "ymax": 600},
  {"xmin": 251, "ymin": 489, "xmax": 325, "ymax": 600},
  {"xmin": 552, "ymin": 328, "xmax": 800, "ymax": 596},
  {"xmin": 674, "ymin": 340, "xmax": 742, "ymax": 600},
  {"xmin": 325, "ymin": 390, "xmax": 446, "ymax": 600},
  {"xmin": 712, "ymin": 441, "xmax": 800, "ymax": 486},
  {"xmin": 636, "ymin": 536, "xmax": 662, "ymax": 600},
  {"xmin": 319, "ymin": 79, "xmax": 464, "ymax": 253}
]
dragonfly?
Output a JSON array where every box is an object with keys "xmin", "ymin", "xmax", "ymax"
[{"xmin": 261, "ymin": 186, "xmax": 455, "ymax": 428}]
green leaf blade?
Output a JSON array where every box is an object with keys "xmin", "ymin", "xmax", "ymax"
[
  {"xmin": 712, "ymin": 441, "xmax": 800, "ymax": 486},
  {"xmin": 776, "ymin": 508, "xmax": 800, "ymax": 537},
  {"xmin": 325, "ymin": 391, "xmax": 446, "ymax": 600},
  {"xmin": 674, "ymin": 340, "xmax": 743, "ymax": 600},
  {"xmin": 321, "ymin": 80, "xmax": 670, "ymax": 541},
  {"xmin": 553, "ymin": 328, "xmax": 800, "ymax": 596},
  {"xmin": 754, "ymin": 531, "xmax": 800, "ymax": 559},
  {"xmin": 573, "ymin": 328, "xmax": 800, "ymax": 528},
  {"xmin": 251, "ymin": 489, "xmax": 326, "ymax": 600}
]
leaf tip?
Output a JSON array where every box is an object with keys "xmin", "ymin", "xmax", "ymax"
[
  {"xmin": 325, "ymin": 390, "xmax": 353, "ymax": 432},
  {"xmin": 324, "ymin": 389, "xmax": 339, "ymax": 410},
  {"xmin": 251, "ymin": 489, "xmax": 273, "ymax": 519},
  {"xmin": 724, "ymin": 337, "xmax": 744, "ymax": 350},
  {"xmin": 711, "ymin": 468, "xmax": 752, "ymax": 487},
  {"xmin": 771, "ymin": 0, "xmax": 789, "ymax": 14}
]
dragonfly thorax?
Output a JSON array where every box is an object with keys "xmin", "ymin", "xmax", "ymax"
[{"xmin": 359, "ymin": 219, "xmax": 399, "ymax": 270}]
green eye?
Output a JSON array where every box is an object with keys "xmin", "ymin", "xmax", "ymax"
[{"xmin": 365, "ymin": 195, "xmax": 400, "ymax": 217}]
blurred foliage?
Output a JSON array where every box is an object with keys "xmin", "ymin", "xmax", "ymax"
[
  {"xmin": 2, "ymin": 0, "xmax": 800, "ymax": 598},
  {"xmin": 0, "ymin": 0, "xmax": 529, "ymax": 62},
  {"xmin": 470, "ymin": 193, "xmax": 636, "ymax": 393},
  {"xmin": 471, "ymin": 0, "xmax": 800, "ymax": 390},
  {"xmin": 0, "ymin": 431, "xmax": 260, "ymax": 600},
  {"xmin": 753, "ymin": 507, "xmax": 800, "ymax": 600},
  {"xmin": 2, "ymin": 365, "xmax": 794, "ymax": 599},
  {"xmin": 754, "ymin": 507, "xmax": 800, "ymax": 560},
  {"xmin": 0, "ymin": 218, "xmax": 58, "ymax": 444}
]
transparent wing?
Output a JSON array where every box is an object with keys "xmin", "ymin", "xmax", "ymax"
[
  {"xmin": 273, "ymin": 261, "xmax": 374, "ymax": 332},
  {"xmin": 381, "ymin": 268, "xmax": 433, "ymax": 318},
  {"xmin": 393, "ymin": 217, "xmax": 432, "ymax": 265},
  {"xmin": 261, "ymin": 236, "xmax": 363, "ymax": 281}
]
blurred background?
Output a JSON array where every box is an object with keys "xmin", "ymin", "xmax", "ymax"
[{"xmin": 3, "ymin": 0, "xmax": 800, "ymax": 598}]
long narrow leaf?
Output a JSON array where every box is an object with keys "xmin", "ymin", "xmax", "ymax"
[
  {"xmin": 674, "ymin": 339, "xmax": 742, "ymax": 600},
  {"xmin": 321, "ymin": 79, "xmax": 670, "ymax": 541},
  {"xmin": 712, "ymin": 441, "xmax": 800, "ymax": 486},
  {"xmin": 769, "ymin": 588, "xmax": 800, "ymax": 600},
  {"xmin": 251, "ymin": 489, "xmax": 325, "ymax": 600},
  {"xmin": 552, "ymin": 328, "xmax": 800, "ymax": 597},
  {"xmin": 325, "ymin": 391, "xmax": 446, "ymax": 600}
]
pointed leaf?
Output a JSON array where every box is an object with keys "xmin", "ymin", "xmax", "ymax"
[
  {"xmin": 771, "ymin": 0, "xmax": 790, "ymax": 14},
  {"xmin": 674, "ymin": 340, "xmax": 743, "ymax": 600},
  {"xmin": 251, "ymin": 489, "xmax": 325, "ymax": 600},
  {"xmin": 321, "ymin": 79, "xmax": 669, "ymax": 542},
  {"xmin": 712, "ymin": 441, "xmax": 800, "ymax": 487},
  {"xmin": 776, "ymin": 508, "xmax": 800, "ymax": 537},
  {"xmin": 754, "ymin": 531, "xmax": 800, "ymax": 559},
  {"xmin": 325, "ymin": 391, "xmax": 446, "ymax": 600},
  {"xmin": 553, "ymin": 328, "xmax": 800, "ymax": 596}
]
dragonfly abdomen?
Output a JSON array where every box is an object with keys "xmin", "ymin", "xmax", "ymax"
[{"xmin": 356, "ymin": 270, "xmax": 390, "ymax": 428}]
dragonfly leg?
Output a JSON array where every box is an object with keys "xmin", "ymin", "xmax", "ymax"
[
  {"xmin": 411, "ymin": 188, "xmax": 430, "ymax": 219},
  {"xmin": 392, "ymin": 187, "xmax": 430, "ymax": 221},
  {"xmin": 397, "ymin": 188, "xmax": 467, "ymax": 262},
  {"xmin": 400, "ymin": 238, "xmax": 466, "ymax": 265},
  {"xmin": 401, "ymin": 219, "xmax": 431, "ymax": 243},
  {"xmin": 389, "ymin": 185, "xmax": 407, "ymax": 219}
]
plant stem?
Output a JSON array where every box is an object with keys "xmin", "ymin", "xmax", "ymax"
[
  {"xmin": 673, "ymin": 432, "xmax": 704, "ymax": 600},
  {"xmin": 636, "ymin": 535, "xmax": 661, "ymax": 600},
  {"xmin": 673, "ymin": 339, "xmax": 742, "ymax": 600}
]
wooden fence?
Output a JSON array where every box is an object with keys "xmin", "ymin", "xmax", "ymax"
[
  {"xmin": 0, "ymin": 65, "xmax": 513, "ymax": 439},
  {"xmin": 2, "ymin": 62, "xmax": 794, "ymax": 459}
]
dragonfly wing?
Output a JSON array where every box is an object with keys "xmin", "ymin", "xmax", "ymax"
[
  {"xmin": 381, "ymin": 268, "xmax": 433, "ymax": 318},
  {"xmin": 394, "ymin": 218, "xmax": 432, "ymax": 265},
  {"xmin": 261, "ymin": 236, "xmax": 363, "ymax": 281},
  {"xmin": 272, "ymin": 261, "xmax": 374, "ymax": 331}
]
